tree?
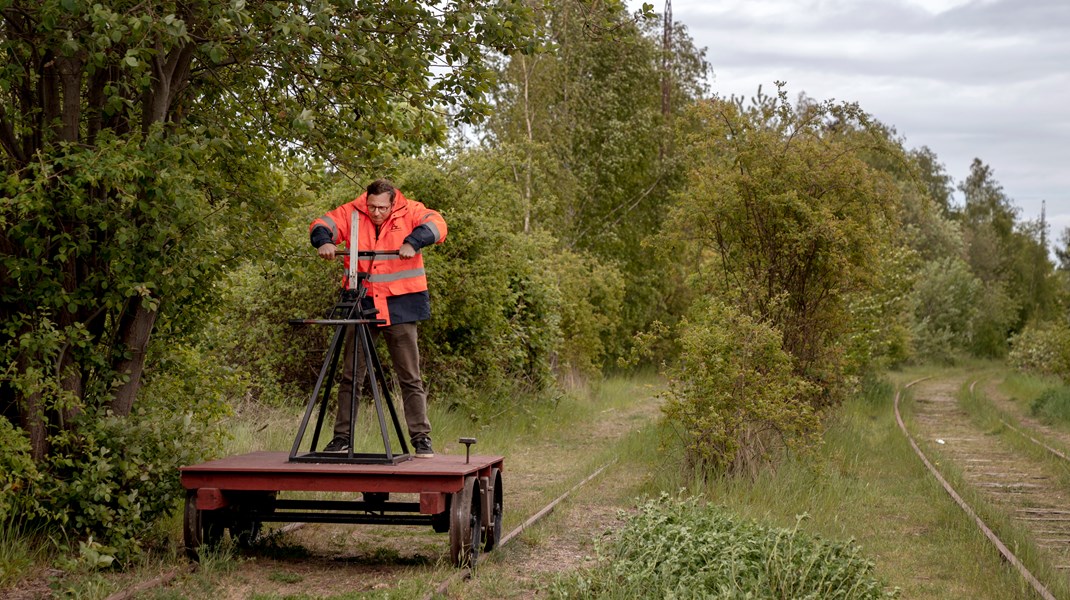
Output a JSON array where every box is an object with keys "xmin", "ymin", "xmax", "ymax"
[
  {"xmin": 664, "ymin": 87, "xmax": 903, "ymax": 408},
  {"xmin": 1058, "ymin": 228, "xmax": 1070, "ymax": 272},
  {"xmin": 954, "ymin": 159, "xmax": 1057, "ymax": 341},
  {"xmin": 1, "ymin": 0, "xmax": 534, "ymax": 457},
  {"xmin": 911, "ymin": 146, "xmax": 955, "ymax": 216},
  {"xmin": 479, "ymin": 0, "xmax": 709, "ymax": 357}
]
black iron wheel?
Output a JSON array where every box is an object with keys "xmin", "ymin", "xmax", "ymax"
[
  {"xmin": 184, "ymin": 491, "xmax": 227, "ymax": 560},
  {"xmin": 449, "ymin": 476, "xmax": 482, "ymax": 567},
  {"xmin": 483, "ymin": 468, "xmax": 503, "ymax": 552},
  {"xmin": 182, "ymin": 491, "xmax": 203, "ymax": 561}
]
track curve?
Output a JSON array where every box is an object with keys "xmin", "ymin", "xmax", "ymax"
[{"xmin": 897, "ymin": 376, "xmax": 1061, "ymax": 599}]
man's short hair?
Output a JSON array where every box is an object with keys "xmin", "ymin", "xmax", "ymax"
[{"xmin": 367, "ymin": 179, "xmax": 397, "ymax": 202}]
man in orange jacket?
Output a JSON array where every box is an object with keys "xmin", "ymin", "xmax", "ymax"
[{"xmin": 310, "ymin": 179, "xmax": 447, "ymax": 458}]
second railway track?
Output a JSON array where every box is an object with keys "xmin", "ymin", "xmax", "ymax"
[{"xmin": 902, "ymin": 375, "xmax": 1070, "ymax": 598}]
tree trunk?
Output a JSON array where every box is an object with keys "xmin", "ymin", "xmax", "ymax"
[
  {"xmin": 110, "ymin": 300, "xmax": 159, "ymax": 417},
  {"xmin": 16, "ymin": 352, "xmax": 48, "ymax": 461}
]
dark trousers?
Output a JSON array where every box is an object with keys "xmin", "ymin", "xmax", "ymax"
[{"xmin": 334, "ymin": 322, "xmax": 431, "ymax": 443}]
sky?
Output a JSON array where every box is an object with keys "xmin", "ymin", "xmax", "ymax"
[{"xmin": 630, "ymin": 0, "xmax": 1070, "ymax": 243}]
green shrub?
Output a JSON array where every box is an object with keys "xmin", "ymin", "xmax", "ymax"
[
  {"xmin": 1030, "ymin": 387, "xmax": 1070, "ymax": 425},
  {"xmin": 909, "ymin": 257, "xmax": 981, "ymax": 363},
  {"xmin": 552, "ymin": 494, "xmax": 896, "ymax": 599},
  {"xmin": 199, "ymin": 234, "xmax": 337, "ymax": 407},
  {"xmin": 0, "ymin": 417, "xmax": 41, "ymax": 524},
  {"xmin": 661, "ymin": 298, "xmax": 819, "ymax": 476},
  {"xmin": 6, "ymin": 344, "xmax": 236, "ymax": 563},
  {"xmin": 1009, "ymin": 322, "xmax": 1070, "ymax": 383}
]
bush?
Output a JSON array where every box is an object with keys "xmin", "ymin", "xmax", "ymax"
[
  {"xmin": 1009, "ymin": 321, "xmax": 1070, "ymax": 383},
  {"xmin": 199, "ymin": 234, "xmax": 338, "ymax": 406},
  {"xmin": 551, "ymin": 494, "xmax": 896, "ymax": 599},
  {"xmin": 909, "ymin": 257, "xmax": 981, "ymax": 362},
  {"xmin": 0, "ymin": 417, "xmax": 41, "ymax": 524},
  {"xmin": 4, "ymin": 344, "xmax": 235, "ymax": 563},
  {"xmin": 1030, "ymin": 387, "xmax": 1070, "ymax": 426},
  {"xmin": 661, "ymin": 299, "xmax": 819, "ymax": 476}
]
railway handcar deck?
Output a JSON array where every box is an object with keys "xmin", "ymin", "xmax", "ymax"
[{"xmin": 180, "ymin": 451, "xmax": 504, "ymax": 566}]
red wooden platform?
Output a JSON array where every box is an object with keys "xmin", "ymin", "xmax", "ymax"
[
  {"xmin": 180, "ymin": 451, "xmax": 505, "ymax": 565},
  {"xmin": 181, "ymin": 451, "xmax": 503, "ymax": 510}
]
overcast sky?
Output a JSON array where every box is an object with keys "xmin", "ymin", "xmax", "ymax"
[{"xmin": 632, "ymin": 0, "xmax": 1069, "ymax": 241}]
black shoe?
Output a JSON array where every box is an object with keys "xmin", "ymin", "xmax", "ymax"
[
  {"xmin": 413, "ymin": 437, "xmax": 434, "ymax": 458},
  {"xmin": 323, "ymin": 435, "xmax": 349, "ymax": 453}
]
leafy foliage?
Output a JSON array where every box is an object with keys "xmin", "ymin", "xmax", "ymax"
[
  {"xmin": 661, "ymin": 299, "xmax": 819, "ymax": 476},
  {"xmin": 1009, "ymin": 321, "xmax": 1070, "ymax": 383},
  {"xmin": 399, "ymin": 160, "xmax": 626, "ymax": 407},
  {"xmin": 551, "ymin": 494, "xmax": 896, "ymax": 599},
  {"xmin": 665, "ymin": 88, "xmax": 902, "ymax": 409},
  {"xmin": 909, "ymin": 257, "xmax": 983, "ymax": 362},
  {"xmin": 481, "ymin": 0, "xmax": 709, "ymax": 358},
  {"xmin": 12, "ymin": 344, "xmax": 234, "ymax": 561},
  {"xmin": 1, "ymin": 0, "xmax": 536, "ymax": 557},
  {"xmin": 0, "ymin": 416, "xmax": 40, "ymax": 524}
]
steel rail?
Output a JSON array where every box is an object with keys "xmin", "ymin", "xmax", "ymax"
[
  {"xmin": 969, "ymin": 379, "xmax": 1070, "ymax": 464},
  {"xmin": 897, "ymin": 377, "xmax": 1057, "ymax": 600},
  {"xmin": 421, "ymin": 460, "xmax": 616, "ymax": 600}
]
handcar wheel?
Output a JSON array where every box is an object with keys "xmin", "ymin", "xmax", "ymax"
[
  {"xmin": 228, "ymin": 490, "xmax": 274, "ymax": 548},
  {"xmin": 449, "ymin": 476, "xmax": 482, "ymax": 567},
  {"xmin": 483, "ymin": 468, "xmax": 503, "ymax": 552},
  {"xmin": 183, "ymin": 491, "xmax": 203, "ymax": 561},
  {"xmin": 230, "ymin": 520, "xmax": 262, "ymax": 548}
]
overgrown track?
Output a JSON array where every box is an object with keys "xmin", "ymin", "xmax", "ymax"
[
  {"xmin": 421, "ymin": 461, "xmax": 614, "ymax": 600},
  {"xmin": 897, "ymin": 376, "xmax": 1070, "ymax": 600}
]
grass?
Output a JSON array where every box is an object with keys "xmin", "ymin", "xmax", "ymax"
[
  {"xmin": 17, "ymin": 366, "xmax": 1069, "ymax": 598},
  {"xmin": 0, "ymin": 519, "xmax": 49, "ymax": 588},
  {"xmin": 637, "ymin": 368, "xmax": 1059, "ymax": 599},
  {"xmin": 550, "ymin": 494, "xmax": 893, "ymax": 599}
]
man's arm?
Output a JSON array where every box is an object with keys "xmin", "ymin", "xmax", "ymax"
[{"xmin": 310, "ymin": 225, "xmax": 334, "ymax": 248}]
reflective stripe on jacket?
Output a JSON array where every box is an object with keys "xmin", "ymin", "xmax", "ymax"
[{"xmin": 309, "ymin": 190, "xmax": 447, "ymax": 326}]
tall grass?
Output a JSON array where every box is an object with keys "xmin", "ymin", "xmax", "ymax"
[
  {"xmin": 998, "ymin": 371, "xmax": 1070, "ymax": 428},
  {"xmin": 0, "ymin": 518, "xmax": 49, "ymax": 589},
  {"xmin": 616, "ymin": 368, "xmax": 1060, "ymax": 599}
]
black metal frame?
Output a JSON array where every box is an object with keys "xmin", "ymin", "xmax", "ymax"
[
  {"xmin": 238, "ymin": 498, "xmax": 433, "ymax": 526},
  {"xmin": 288, "ymin": 260, "xmax": 411, "ymax": 464}
]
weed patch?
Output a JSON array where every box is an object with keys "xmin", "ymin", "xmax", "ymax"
[
  {"xmin": 551, "ymin": 494, "xmax": 896, "ymax": 599},
  {"xmin": 1030, "ymin": 387, "xmax": 1070, "ymax": 425}
]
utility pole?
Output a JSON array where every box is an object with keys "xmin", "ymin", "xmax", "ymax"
[
  {"xmin": 659, "ymin": 0, "xmax": 673, "ymax": 160},
  {"xmin": 661, "ymin": 0, "xmax": 672, "ymax": 119}
]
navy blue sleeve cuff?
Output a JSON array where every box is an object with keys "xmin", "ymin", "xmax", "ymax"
[
  {"xmin": 403, "ymin": 224, "xmax": 436, "ymax": 251},
  {"xmin": 310, "ymin": 226, "xmax": 334, "ymax": 248}
]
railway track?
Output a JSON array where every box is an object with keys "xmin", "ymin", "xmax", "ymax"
[{"xmin": 898, "ymin": 375, "xmax": 1070, "ymax": 599}]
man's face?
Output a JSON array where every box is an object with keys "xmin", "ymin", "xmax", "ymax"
[{"xmin": 366, "ymin": 191, "xmax": 393, "ymax": 226}]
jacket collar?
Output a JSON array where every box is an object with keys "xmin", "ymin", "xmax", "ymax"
[{"xmin": 354, "ymin": 189, "xmax": 409, "ymax": 217}]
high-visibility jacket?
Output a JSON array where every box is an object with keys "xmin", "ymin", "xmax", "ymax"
[{"xmin": 309, "ymin": 190, "xmax": 447, "ymax": 326}]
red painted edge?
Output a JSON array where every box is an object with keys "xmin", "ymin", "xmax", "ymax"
[
  {"xmin": 196, "ymin": 488, "xmax": 227, "ymax": 510},
  {"xmin": 419, "ymin": 492, "xmax": 447, "ymax": 514}
]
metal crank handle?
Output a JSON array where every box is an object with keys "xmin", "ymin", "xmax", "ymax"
[{"xmin": 333, "ymin": 250, "xmax": 399, "ymax": 258}]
